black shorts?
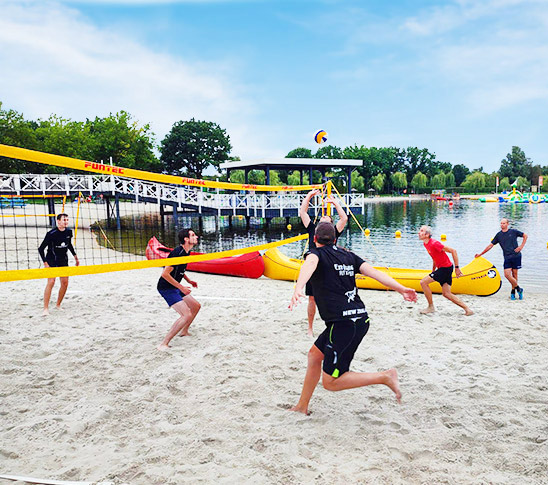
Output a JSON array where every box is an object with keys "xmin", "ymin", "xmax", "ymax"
[
  {"xmin": 305, "ymin": 280, "xmax": 313, "ymax": 297},
  {"xmin": 430, "ymin": 265, "xmax": 453, "ymax": 287},
  {"xmin": 314, "ymin": 315, "xmax": 370, "ymax": 378},
  {"xmin": 45, "ymin": 259, "xmax": 69, "ymax": 268},
  {"xmin": 503, "ymin": 253, "xmax": 522, "ymax": 270}
]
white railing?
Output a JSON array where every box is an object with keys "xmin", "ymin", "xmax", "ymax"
[{"xmin": 0, "ymin": 173, "xmax": 365, "ymax": 214}]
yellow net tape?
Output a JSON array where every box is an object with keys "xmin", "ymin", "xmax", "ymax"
[
  {"xmin": 0, "ymin": 144, "xmax": 323, "ymax": 192},
  {"xmin": 0, "ymin": 234, "xmax": 307, "ymax": 282}
]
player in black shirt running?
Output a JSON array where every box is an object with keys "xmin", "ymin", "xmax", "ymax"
[
  {"xmin": 300, "ymin": 189, "xmax": 348, "ymax": 337},
  {"xmin": 157, "ymin": 228, "xmax": 201, "ymax": 351},
  {"xmin": 38, "ymin": 213, "xmax": 79, "ymax": 315},
  {"xmin": 475, "ymin": 218, "xmax": 528, "ymax": 300},
  {"xmin": 289, "ymin": 222, "xmax": 417, "ymax": 415}
]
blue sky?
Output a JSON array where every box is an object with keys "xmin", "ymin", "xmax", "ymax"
[{"xmin": 1, "ymin": 0, "xmax": 547, "ymax": 172}]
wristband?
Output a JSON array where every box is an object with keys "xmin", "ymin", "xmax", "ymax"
[{"xmin": 455, "ymin": 265, "xmax": 459, "ymax": 268}]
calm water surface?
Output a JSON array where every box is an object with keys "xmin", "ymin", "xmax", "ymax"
[{"xmin": 110, "ymin": 199, "xmax": 548, "ymax": 293}]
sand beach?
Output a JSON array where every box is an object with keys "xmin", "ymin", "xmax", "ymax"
[{"xmin": 1, "ymin": 264, "xmax": 547, "ymax": 484}]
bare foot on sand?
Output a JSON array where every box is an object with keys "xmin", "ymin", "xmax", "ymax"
[
  {"xmin": 178, "ymin": 331, "xmax": 191, "ymax": 337},
  {"xmin": 42, "ymin": 308, "xmax": 50, "ymax": 316},
  {"xmin": 157, "ymin": 344, "xmax": 170, "ymax": 351},
  {"xmin": 384, "ymin": 368, "xmax": 402, "ymax": 404},
  {"xmin": 420, "ymin": 305, "xmax": 435, "ymax": 315},
  {"xmin": 289, "ymin": 405, "xmax": 311, "ymax": 416},
  {"xmin": 55, "ymin": 305, "xmax": 63, "ymax": 311},
  {"xmin": 464, "ymin": 308, "xmax": 474, "ymax": 316}
]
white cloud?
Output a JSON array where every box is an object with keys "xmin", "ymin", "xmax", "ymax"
[{"xmin": 0, "ymin": 0, "xmax": 277, "ymax": 159}]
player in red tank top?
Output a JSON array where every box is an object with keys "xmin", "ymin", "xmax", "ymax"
[{"xmin": 418, "ymin": 226, "xmax": 473, "ymax": 316}]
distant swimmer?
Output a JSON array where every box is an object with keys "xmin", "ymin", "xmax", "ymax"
[
  {"xmin": 418, "ymin": 225, "xmax": 473, "ymax": 316},
  {"xmin": 288, "ymin": 222, "xmax": 417, "ymax": 415},
  {"xmin": 475, "ymin": 218, "xmax": 527, "ymax": 300},
  {"xmin": 157, "ymin": 228, "xmax": 201, "ymax": 351},
  {"xmin": 38, "ymin": 213, "xmax": 79, "ymax": 316},
  {"xmin": 299, "ymin": 189, "xmax": 348, "ymax": 337}
]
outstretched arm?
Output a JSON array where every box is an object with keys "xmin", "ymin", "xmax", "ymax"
[
  {"xmin": 475, "ymin": 243, "xmax": 494, "ymax": 258},
  {"xmin": 325, "ymin": 195, "xmax": 348, "ymax": 233},
  {"xmin": 299, "ymin": 189, "xmax": 320, "ymax": 228},
  {"xmin": 289, "ymin": 253, "xmax": 319, "ymax": 310},
  {"xmin": 443, "ymin": 245, "xmax": 463, "ymax": 277},
  {"xmin": 515, "ymin": 233, "xmax": 528, "ymax": 253},
  {"xmin": 359, "ymin": 262, "xmax": 417, "ymax": 302}
]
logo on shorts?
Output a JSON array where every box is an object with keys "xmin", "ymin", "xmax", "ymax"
[{"xmin": 487, "ymin": 269, "xmax": 496, "ymax": 279}]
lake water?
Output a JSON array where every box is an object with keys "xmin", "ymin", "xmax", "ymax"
[{"xmin": 108, "ymin": 199, "xmax": 548, "ymax": 294}]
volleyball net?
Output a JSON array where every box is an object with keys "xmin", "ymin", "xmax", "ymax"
[{"xmin": 0, "ymin": 144, "xmax": 328, "ymax": 282}]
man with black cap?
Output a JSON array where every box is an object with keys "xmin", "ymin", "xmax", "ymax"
[{"xmin": 289, "ymin": 222, "xmax": 417, "ymax": 415}]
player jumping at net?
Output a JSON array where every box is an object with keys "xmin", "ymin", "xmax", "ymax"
[
  {"xmin": 299, "ymin": 189, "xmax": 348, "ymax": 337},
  {"xmin": 288, "ymin": 222, "xmax": 417, "ymax": 415},
  {"xmin": 418, "ymin": 225, "xmax": 473, "ymax": 316},
  {"xmin": 157, "ymin": 228, "xmax": 202, "ymax": 351},
  {"xmin": 38, "ymin": 213, "xmax": 80, "ymax": 316}
]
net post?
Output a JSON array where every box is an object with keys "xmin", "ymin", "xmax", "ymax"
[
  {"xmin": 115, "ymin": 193, "xmax": 121, "ymax": 230},
  {"xmin": 47, "ymin": 197, "xmax": 56, "ymax": 227}
]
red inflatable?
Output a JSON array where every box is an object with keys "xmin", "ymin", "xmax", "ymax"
[{"xmin": 145, "ymin": 237, "xmax": 264, "ymax": 279}]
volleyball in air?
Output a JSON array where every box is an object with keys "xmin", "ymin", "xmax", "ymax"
[{"xmin": 314, "ymin": 130, "xmax": 328, "ymax": 144}]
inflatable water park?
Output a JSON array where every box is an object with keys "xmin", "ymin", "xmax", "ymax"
[{"xmin": 478, "ymin": 187, "xmax": 547, "ymax": 203}]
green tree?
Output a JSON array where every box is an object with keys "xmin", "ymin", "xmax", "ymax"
[
  {"xmin": 452, "ymin": 164, "xmax": 470, "ymax": 186},
  {"xmin": 410, "ymin": 171, "xmax": 427, "ymax": 191},
  {"xmin": 86, "ymin": 111, "xmax": 159, "ymax": 171},
  {"xmin": 431, "ymin": 172, "xmax": 446, "ymax": 189},
  {"xmin": 371, "ymin": 173, "xmax": 386, "ymax": 193},
  {"xmin": 445, "ymin": 171, "xmax": 456, "ymax": 188},
  {"xmin": 314, "ymin": 145, "xmax": 343, "ymax": 159},
  {"xmin": 499, "ymin": 146, "xmax": 531, "ymax": 180},
  {"xmin": 529, "ymin": 164, "xmax": 543, "ymax": 186},
  {"xmin": 499, "ymin": 177, "xmax": 511, "ymax": 191},
  {"xmin": 485, "ymin": 172, "xmax": 498, "ymax": 190},
  {"xmin": 161, "ymin": 118, "xmax": 231, "ymax": 178},
  {"xmin": 514, "ymin": 176, "xmax": 530, "ymax": 191},
  {"xmin": 462, "ymin": 171, "xmax": 486, "ymax": 194},
  {"xmin": 249, "ymin": 170, "xmax": 266, "ymax": 185},
  {"xmin": 288, "ymin": 170, "xmax": 309, "ymax": 185},
  {"xmin": 229, "ymin": 170, "xmax": 244, "ymax": 184},
  {"xmin": 286, "ymin": 147, "xmax": 313, "ymax": 158},
  {"xmin": 402, "ymin": 147, "xmax": 437, "ymax": 179},
  {"xmin": 351, "ymin": 170, "xmax": 364, "ymax": 192},
  {"xmin": 35, "ymin": 116, "xmax": 93, "ymax": 173},
  {"xmin": 268, "ymin": 170, "xmax": 282, "ymax": 186},
  {"xmin": 343, "ymin": 145, "xmax": 376, "ymax": 182},
  {"xmin": 391, "ymin": 171, "xmax": 407, "ymax": 192},
  {"xmin": 0, "ymin": 102, "xmax": 40, "ymax": 173}
]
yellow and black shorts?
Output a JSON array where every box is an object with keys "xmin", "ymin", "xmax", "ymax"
[{"xmin": 314, "ymin": 315, "xmax": 370, "ymax": 378}]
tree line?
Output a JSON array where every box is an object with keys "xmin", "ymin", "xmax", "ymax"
[{"xmin": 1, "ymin": 101, "xmax": 547, "ymax": 193}]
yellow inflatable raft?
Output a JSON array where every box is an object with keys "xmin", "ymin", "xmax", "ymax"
[{"xmin": 263, "ymin": 248, "xmax": 501, "ymax": 296}]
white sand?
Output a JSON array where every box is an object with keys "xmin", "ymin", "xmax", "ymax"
[{"xmin": 1, "ymin": 268, "xmax": 547, "ymax": 484}]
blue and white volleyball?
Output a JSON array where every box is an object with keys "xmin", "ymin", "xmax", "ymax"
[{"xmin": 314, "ymin": 130, "xmax": 328, "ymax": 144}]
